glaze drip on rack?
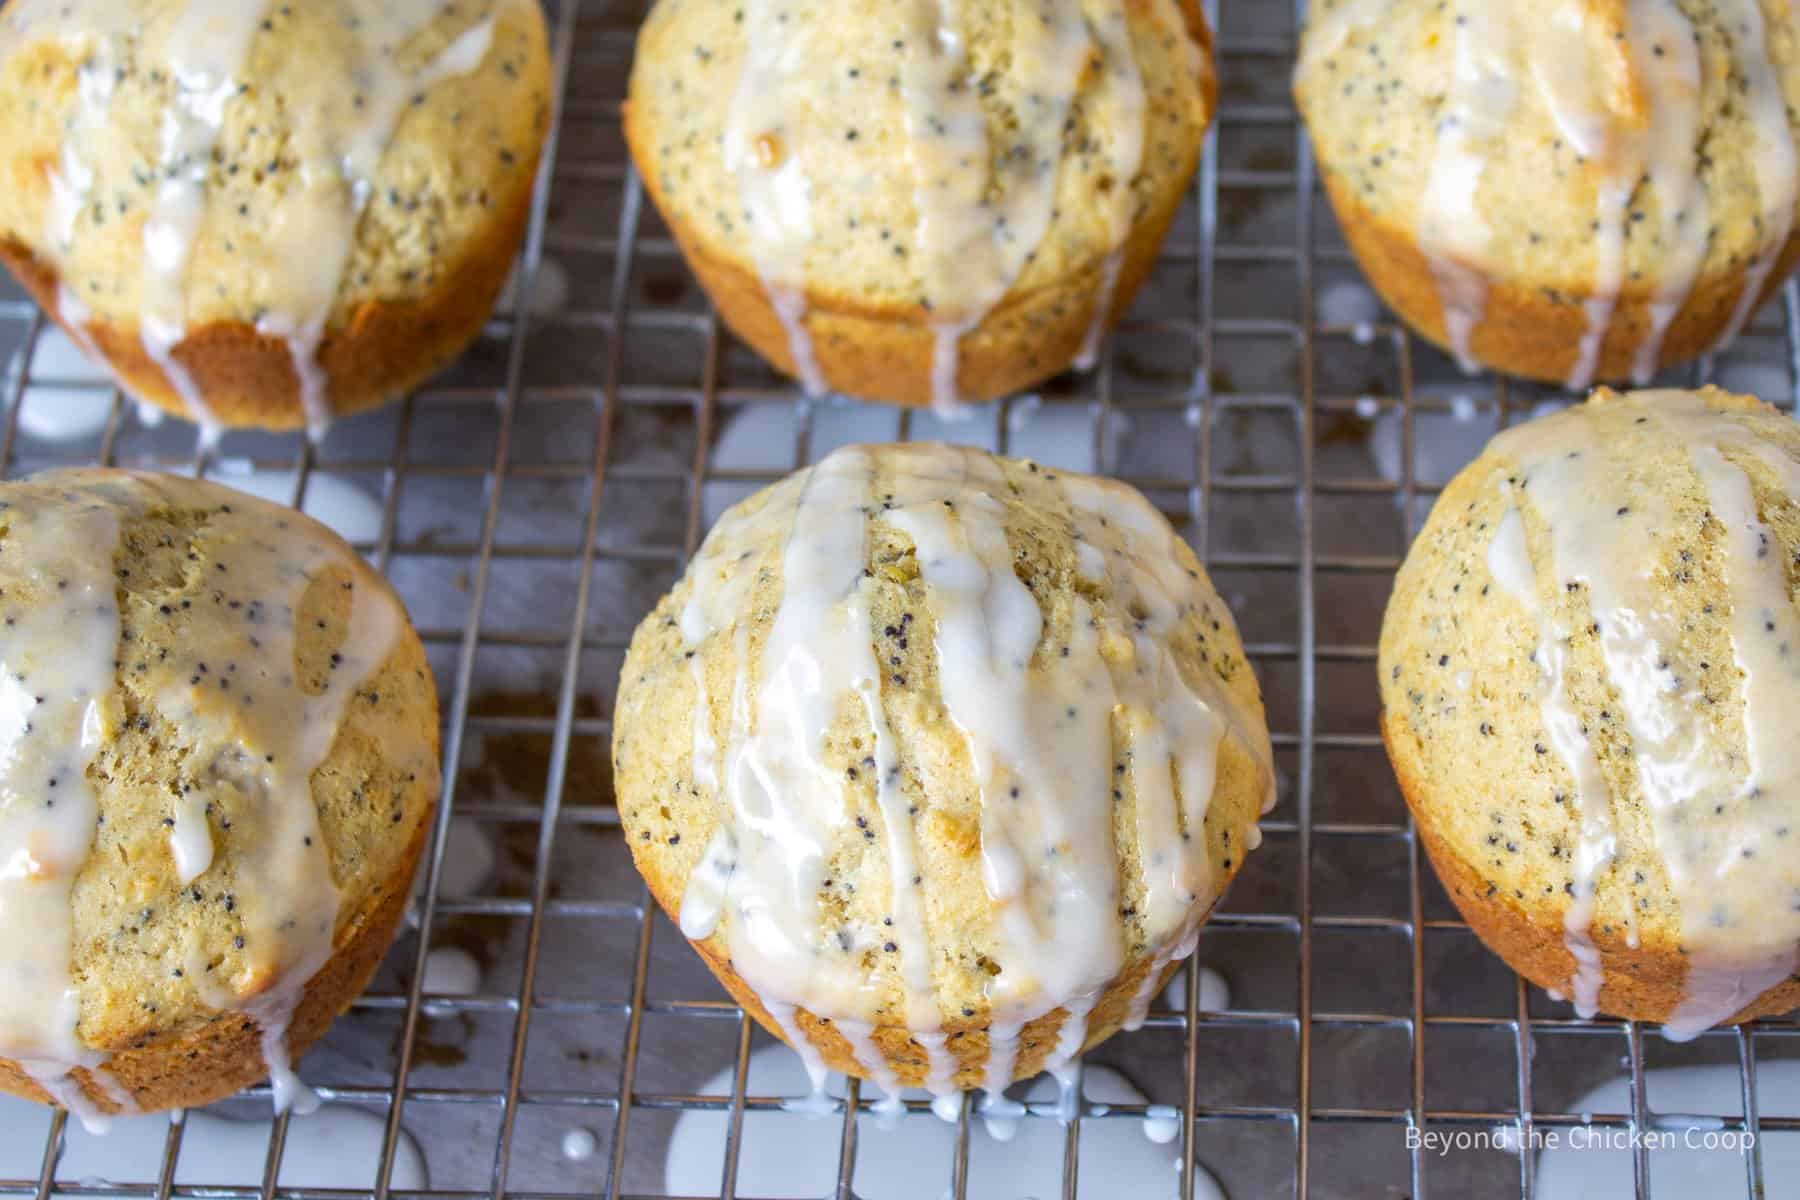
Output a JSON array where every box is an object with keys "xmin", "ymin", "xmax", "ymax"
[
  {"xmin": 674, "ymin": 443, "xmax": 1272, "ymax": 1101},
  {"xmin": 726, "ymin": 0, "xmax": 1158, "ymax": 413},
  {"xmin": 1296, "ymin": 0, "xmax": 1797, "ymax": 387},
  {"xmin": 0, "ymin": 470, "xmax": 412, "ymax": 1119},
  {"xmin": 1483, "ymin": 391, "xmax": 1800, "ymax": 1036},
  {"xmin": 8, "ymin": 0, "xmax": 506, "ymax": 438}
]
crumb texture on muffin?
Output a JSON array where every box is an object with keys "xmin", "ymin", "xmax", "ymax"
[
  {"xmin": 1294, "ymin": 0, "xmax": 1800, "ymax": 387},
  {"xmin": 0, "ymin": 470, "xmax": 439, "ymax": 1126},
  {"xmin": 614, "ymin": 444, "xmax": 1274, "ymax": 1095},
  {"xmin": 626, "ymin": 0, "xmax": 1215, "ymax": 411},
  {"xmin": 1379, "ymin": 387, "xmax": 1800, "ymax": 1035},
  {"xmin": 0, "ymin": 0, "xmax": 551, "ymax": 432}
]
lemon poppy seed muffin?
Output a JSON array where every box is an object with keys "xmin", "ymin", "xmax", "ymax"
[
  {"xmin": 0, "ymin": 470, "xmax": 439, "ymax": 1125},
  {"xmin": 625, "ymin": 0, "xmax": 1216, "ymax": 413},
  {"xmin": 0, "ymin": 0, "xmax": 552, "ymax": 435},
  {"xmin": 613, "ymin": 444, "xmax": 1274, "ymax": 1097},
  {"xmin": 1295, "ymin": 1, "xmax": 1800, "ymax": 389},
  {"xmin": 1380, "ymin": 388, "xmax": 1800, "ymax": 1035}
]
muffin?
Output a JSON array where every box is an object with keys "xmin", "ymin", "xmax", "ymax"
[
  {"xmin": 0, "ymin": 0, "xmax": 552, "ymax": 436},
  {"xmin": 1380, "ymin": 387, "xmax": 1800, "ymax": 1036},
  {"xmin": 0, "ymin": 469, "xmax": 440, "ymax": 1127},
  {"xmin": 613, "ymin": 443, "xmax": 1274, "ymax": 1098},
  {"xmin": 625, "ymin": 0, "xmax": 1215, "ymax": 412},
  {"xmin": 1295, "ymin": 1, "xmax": 1800, "ymax": 389}
]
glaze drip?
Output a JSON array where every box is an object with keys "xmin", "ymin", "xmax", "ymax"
[
  {"xmin": 1486, "ymin": 392, "xmax": 1800, "ymax": 1036},
  {"xmin": 1073, "ymin": 2, "xmax": 1149, "ymax": 370},
  {"xmin": 255, "ymin": 5, "xmax": 498, "ymax": 440},
  {"xmin": 1417, "ymin": 3, "xmax": 1516, "ymax": 374},
  {"xmin": 1711, "ymin": 0, "xmax": 1799, "ymax": 352},
  {"xmin": 724, "ymin": 0, "xmax": 828, "ymax": 397},
  {"xmin": 0, "ymin": 485, "xmax": 126, "ymax": 1131},
  {"xmin": 671, "ymin": 443, "xmax": 1272, "ymax": 1096},
  {"xmin": 1485, "ymin": 497, "xmax": 1625, "ymax": 1016},
  {"xmin": 139, "ymin": 2, "xmax": 273, "ymax": 434}
]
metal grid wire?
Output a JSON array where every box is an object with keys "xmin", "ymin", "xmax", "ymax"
[{"xmin": 3, "ymin": 1, "xmax": 1800, "ymax": 1196}]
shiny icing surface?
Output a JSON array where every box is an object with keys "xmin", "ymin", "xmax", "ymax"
[
  {"xmin": 0, "ymin": 491, "xmax": 126, "ymax": 1130},
  {"xmin": 7, "ymin": 0, "xmax": 506, "ymax": 438},
  {"xmin": 672, "ymin": 443, "xmax": 1272, "ymax": 1100},
  {"xmin": 727, "ymin": 0, "xmax": 1160, "ymax": 413},
  {"xmin": 0, "ymin": 470, "xmax": 410, "ymax": 1120},
  {"xmin": 1297, "ymin": 0, "xmax": 1799, "ymax": 387},
  {"xmin": 1485, "ymin": 392, "xmax": 1800, "ymax": 1036}
]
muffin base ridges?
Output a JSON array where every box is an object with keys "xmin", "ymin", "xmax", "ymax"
[
  {"xmin": 0, "ymin": 160, "xmax": 536, "ymax": 432},
  {"xmin": 640, "ymin": 861, "xmax": 1217, "ymax": 1091},
  {"xmin": 1320, "ymin": 170, "xmax": 1800, "ymax": 388},
  {"xmin": 621, "ymin": 100, "xmax": 1202, "ymax": 409}
]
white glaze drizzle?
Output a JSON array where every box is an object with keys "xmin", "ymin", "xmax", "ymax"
[
  {"xmin": 1293, "ymin": 0, "xmax": 1395, "ymax": 74},
  {"xmin": 255, "ymin": 5, "xmax": 498, "ymax": 441},
  {"xmin": 1485, "ymin": 497, "xmax": 1624, "ymax": 1016},
  {"xmin": 1416, "ymin": 2, "xmax": 1516, "ymax": 374},
  {"xmin": 0, "ymin": 470, "xmax": 416, "ymax": 1118},
  {"xmin": 1060, "ymin": 473, "xmax": 1261, "ymax": 936},
  {"xmin": 885, "ymin": 471, "xmax": 1123, "ymax": 1022},
  {"xmin": 1622, "ymin": 1, "xmax": 1707, "ymax": 385},
  {"xmin": 1658, "ymin": 412, "xmax": 1800, "ymax": 1035},
  {"xmin": 1072, "ymin": 3, "xmax": 1147, "ymax": 371},
  {"xmin": 1122, "ymin": 920, "xmax": 1199, "ymax": 1032},
  {"xmin": 766, "ymin": 1000, "xmax": 832, "ymax": 1116},
  {"xmin": 913, "ymin": 1027, "xmax": 956, "ymax": 1096},
  {"xmin": 672, "ymin": 443, "xmax": 1272, "ymax": 1100},
  {"xmin": 1535, "ymin": 1, "xmax": 1708, "ymax": 390},
  {"xmin": 723, "ymin": 0, "xmax": 827, "ymax": 397},
  {"xmin": 896, "ymin": 1, "xmax": 1089, "ymax": 414},
  {"xmin": 1711, "ymin": 0, "xmax": 1799, "ymax": 352},
  {"xmin": 0, "ymin": 483, "xmax": 126, "ymax": 1131},
  {"xmin": 1487, "ymin": 392, "xmax": 1800, "ymax": 1037},
  {"xmin": 1043, "ymin": 992, "xmax": 1097, "ymax": 1080},
  {"xmin": 836, "ymin": 1017, "xmax": 904, "ymax": 1119},
  {"xmin": 41, "ymin": 14, "xmax": 129, "ymax": 347},
  {"xmin": 138, "ymin": 2, "xmax": 273, "ymax": 434}
]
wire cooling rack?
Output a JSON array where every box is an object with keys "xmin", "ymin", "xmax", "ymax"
[{"xmin": 4, "ymin": 1, "xmax": 1800, "ymax": 1198}]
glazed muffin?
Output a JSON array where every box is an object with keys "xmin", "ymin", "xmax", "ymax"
[
  {"xmin": 625, "ymin": 0, "xmax": 1215, "ymax": 413},
  {"xmin": 0, "ymin": 470, "xmax": 439, "ymax": 1125},
  {"xmin": 0, "ymin": 0, "xmax": 552, "ymax": 436},
  {"xmin": 1295, "ymin": 1, "xmax": 1800, "ymax": 389},
  {"xmin": 1380, "ymin": 387, "xmax": 1800, "ymax": 1036},
  {"xmin": 613, "ymin": 444, "xmax": 1274, "ymax": 1098}
]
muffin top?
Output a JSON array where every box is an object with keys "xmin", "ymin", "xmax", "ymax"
[
  {"xmin": 1294, "ymin": 0, "xmax": 1800, "ymax": 380},
  {"xmin": 627, "ymin": 0, "xmax": 1214, "ymax": 316},
  {"xmin": 1379, "ymin": 387, "xmax": 1800, "ymax": 1037},
  {"xmin": 0, "ymin": 470, "xmax": 438, "ymax": 1109},
  {"xmin": 0, "ymin": 0, "xmax": 550, "ymax": 333},
  {"xmin": 614, "ymin": 444, "xmax": 1273, "ymax": 1051}
]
